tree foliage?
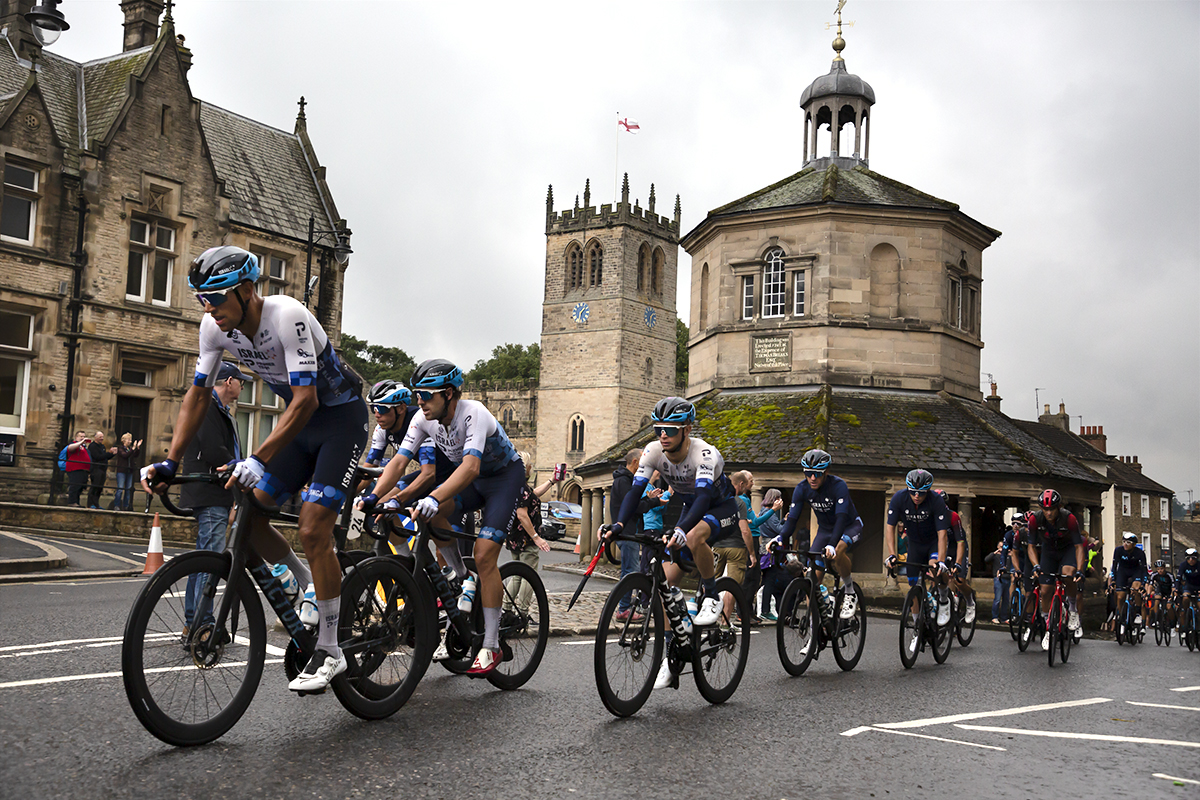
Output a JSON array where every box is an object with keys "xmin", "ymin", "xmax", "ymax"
[
  {"xmin": 676, "ymin": 318, "xmax": 689, "ymax": 390},
  {"xmin": 340, "ymin": 333, "xmax": 416, "ymax": 388},
  {"xmin": 466, "ymin": 343, "xmax": 541, "ymax": 384}
]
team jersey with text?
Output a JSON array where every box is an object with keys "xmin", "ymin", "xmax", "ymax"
[
  {"xmin": 397, "ymin": 398, "xmax": 518, "ymax": 477},
  {"xmin": 886, "ymin": 490, "xmax": 952, "ymax": 548},
  {"xmin": 633, "ymin": 437, "xmax": 735, "ymax": 506},
  {"xmin": 780, "ymin": 474, "xmax": 858, "ymax": 540},
  {"xmin": 367, "ymin": 407, "xmax": 433, "ymax": 465},
  {"xmin": 194, "ymin": 295, "xmax": 360, "ymax": 407}
]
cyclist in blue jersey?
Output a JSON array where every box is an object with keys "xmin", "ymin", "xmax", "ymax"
[
  {"xmin": 1178, "ymin": 549, "xmax": 1200, "ymax": 627},
  {"xmin": 1001, "ymin": 513, "xmax": 1032, "ymax": 620},
  {"xmin": 773, "ymin": 449, "xmax": 864, "ymax": 620},
  {"xmin": 1110, "ymin": 531, "xmax": 1149, "ymax": 631},
  {"xmin": 363, "ymin": 380, "xmax": 417, "ymax": 466},
  {"xmin": 935, "ymin": 489, "xmax": 976, "ymax": 625},
  {"xmin": 362, "ymin": 359, "xmax": 524, "ymax": 677},
  {"xmin": 142, "ymin": 246, "xmax": 368, "ymax": 694},
  {"xmin": 1149, "ymin": 560, "xmax": 1176, "ymax": 628},
  {"xmin": 885, "ymin": 469, "xmax": 953, "ymax": 631}
]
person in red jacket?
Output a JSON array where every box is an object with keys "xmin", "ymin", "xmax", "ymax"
[{"xmin": 63, "ymin": 430, "xmax": 92, "ymax": 506}]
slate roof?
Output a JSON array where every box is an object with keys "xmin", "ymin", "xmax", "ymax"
[
  {"xmin": 0, "ymin": 29, "xmax": 335, "ymax": 242},
  {"xmin": 581, "ymin": 387, "xmax": 1108, "ymax": 488},
  {"xmin": 1106, "ymin": 458, "xmax": 1173, "ymax": 496},
  {"xmin": 1013, "ymin": 420, "xmax": 1174, "ymax": 495}
]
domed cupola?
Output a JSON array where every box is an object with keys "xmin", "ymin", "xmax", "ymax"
[{"xmin": 800, "ymin": 9, "xmax": 874, "ymax": 167}]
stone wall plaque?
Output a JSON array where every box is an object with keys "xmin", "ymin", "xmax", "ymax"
[{"xmin": 750, "ymin": 333, "xmax": 791, "ymax": 372}]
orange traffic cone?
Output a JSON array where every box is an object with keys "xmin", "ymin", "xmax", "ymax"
[
  {"xmin": 573, "ymin": 536, "xmax": 580, "ymax": 554},
  {"xmin": 143, "ymin": 512, "xmax": 164, "ymax": 574}
]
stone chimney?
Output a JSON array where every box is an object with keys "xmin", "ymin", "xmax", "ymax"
[
  {"xmin": 1120, "ymin": 455, "xmax": 1143, "ymax": 474},
  {"xmin": 0, "ymin": 0, "xmax": 39, "ymax": 61},
  {"xmin": 121, "ymin": 0, "xmax": 163, "ymax": 51},
  {"xmin": 984, "ymin": 381, "xmax": 1002, "ymax": 413},
  {"xmin": 1038, "ymin": 401, "xmax": 1070, "ymax": 432},
  {"xmin": 1079, "ymin": 425, "xmax": 1107, "ymax": 454}
]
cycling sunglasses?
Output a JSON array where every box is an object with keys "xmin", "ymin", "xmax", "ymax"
[
  {"xmin": 371, "ymin": 404, "xmax": 399, "ymax": 415},
  {"xmin": 194, "ymin": 290, "xmax": 231, "ymax": 308},
  {"xmin": 909, "ymin": 489, "xmax": 928, "ymax": 498},
  {"xmin": 803, "ymin": 470, "xmax": 825, "ymax": 479},
  {"xmin": 653, "ymin": 425, "xmax": 682, "ymax": 438},
  {"xmin": 414, "ymin": 389, "xmax": 442, "ymax": 401}
]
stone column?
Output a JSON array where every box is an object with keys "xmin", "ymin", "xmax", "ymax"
[
  {"xmin": 751, "ymin": 488, "xmax": 764, "ymax": 515},
  {"xmin": 598, "ymin": 487, "xmax": 608, "ymax": 527},
  {"xmin": 802, "ymin": 116, "xmax": 809, "ymax": 163},
  {"xmin": 854, "ymin": 108, "xmax": 863, "ymax": 156},
  {"xmin": 580, "ymin": 489, "xmax": 593, "ymax": 561}
]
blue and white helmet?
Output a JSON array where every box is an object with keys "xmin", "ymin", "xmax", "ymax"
[
  {"xmin": 652, "ymin": 396, "xmax": 695, "ymax": 425},
  {"xmin": 368, "ymin": 379, "xmax": 411, "ymax": 407},
  {"xmin": 411, "ymin": 359, "xmax": 464, "ymax": 390},
  {"xmin": 905, "ymin": 469, "xmax": 934, "ymax": 492},
  {"xmin": 188, "ymin": 245, "xmax": 259, "ymax": 292},
  {"xmin": 800, "ymin": 448, "xmax": 832, "ymax": 471}
]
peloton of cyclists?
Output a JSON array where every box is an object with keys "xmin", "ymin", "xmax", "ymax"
[
  {"xmin": 143, "ymin": 245, "xmax": 368, "ymax": 694},
  {"xmin": 1027, "ymin": 490, "xmax": 1086, "ymax": 650},
  {"xmin": 604, "ymin": 396, "xmax": 742, "ymax": 690},
  {"xmin": 773, "ymin": 448, "xmax": 864, "ymax": 622}
]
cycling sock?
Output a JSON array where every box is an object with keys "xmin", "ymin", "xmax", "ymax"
[
  {"xmin": 700, "ymin": 577, "xmax": 717, "ymax": 598},
  {"xmin": 316, "ymin": 596, "xmax": 341, "ymax": 657},
  {"xmin": 438, "ymin": 545, "xmax": 467, "ymax": 580},
  {"xmin": 280, "ymin": 550, "xmax": 313, "ymax": 590},
  {"xmin": 482, "ymin": 606, "xmax": 500, "ymax": 650},
  {"xmin": 843, "ymin": 575, "xmax": 855, "ymax": 592}
]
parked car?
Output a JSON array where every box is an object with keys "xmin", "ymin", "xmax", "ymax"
[
  {"xmin": 539, "ymin": 503, "xmax": 566, "ymax": 541},
  {"xmin": 546, "ymin": 501, "xmax": 582, "ymax": 520}
]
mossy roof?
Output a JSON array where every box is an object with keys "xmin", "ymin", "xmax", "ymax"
[
  {"xmin": 581, "ymin": 387, "xmax": 1107, "ymax": 487},
  {"xmin": 711, "ymin": 163, "xmax": 961, "ymax": 216}
]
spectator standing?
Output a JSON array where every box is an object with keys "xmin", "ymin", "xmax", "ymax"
[
  {"xmin": 62, "ymin": 430, "xmax": 91, "ymax": 506},
  {"xmin": 502, "ymin": 452, "xmax": 558, "ymax": 620},
  {"xmin": 180, "ymin": 362, "xmax": 252, "ymax": 637},
  {"xmin": 985, "ymin": 540, "xmax": 1010, "ymax": 623},
  {"xmin": 611, "ymin": 448, "xmax": 643, "ymax": 621},
  {"xmin": 712, "ymin": 471, "xmax": 755, "ymax": 623},
  {"xmin": 113, "ymin": 433, "xmax": 143, "ymax": 511},
  {"xmin": 86, "ymin": 430, "xmax": 117, "ymax": 508},
  {"xmin": 758, "ymin": 488, "xmax": 787, "ymax": 619},
  {"xmin": 736, "ymin": 471, "xmax": 774, "ymax": 616}
]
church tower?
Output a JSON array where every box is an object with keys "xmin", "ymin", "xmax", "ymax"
[{"xmin": 536, "ymin": 176, "xmax": 680, "ymax": 496}]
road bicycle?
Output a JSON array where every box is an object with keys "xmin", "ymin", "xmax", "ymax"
[
  {"xmin": 122, "ymin": 472, "xmax": 431, "ymax": 747},
  {"xmin": 1179, "ymin": 595, "xmax": 1199, "ymax": 651},
  {"xmin": 1007, "ymin": 568, "xmax": 1034, "ymax": 643},
  {"xmin": 1014, "ymin": 571, "xmax": 1044, "ymax": 653},
  {"xmin": 1113, "ymin": 583, "xmax": 1145, "ymax": 646},
  {"xmin": 1149, "ymin": 595, "xmax": 1172, "ymax": 647},
  {"xmin": 948, "ymin": 566, "xmax": 976, "ymax": 647},
  {"xmin": 1040, "ymin": 570, "xmax": 1076, "ymax": 667},
  {"xmin": 361, "ymin": 510, "xmax": 550, "ymax": 689},
  {"xmin": 888, "ymin": 562, "xmax": 952, "ymax": 668},
  {"xmin": 775, "ymin": 549, "xmax": 866, "ymax": 675},
  {"xmin": 592, "ymin": 528, "xmax": 750, "ymax": 717}
]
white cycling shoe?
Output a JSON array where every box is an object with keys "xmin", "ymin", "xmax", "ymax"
[
  {"xmin": 432, "ymin": 630, "xmax": 450, "ymax": 662},
  {"xmin": 289, "ymin": 648, "xmax": 347, "ymax": 693},
  {"xmin": 694, "ymin": 596, "xmax": 722, "ymax": 627},
  {"xmin": 1041, "ymin": 632, "xmax": 1050, "ymax": 651},
  {"xmin": 936, "ymin": 600, "xmax": 951, "ymax": 626},
  {"xmin": 964, "ymin": 598, "xmax": 976, "ymax": 624},
  {"xmin": 1068, "ymin": 609, "xmax": 1081, "ymax": 631},
  {"xmin": 839, "ymin": 592, "xmax": 858, "ymax": 619},
  {"xmin": 653, "ymin": 658, "xmax": 674, "ymax": 690}
]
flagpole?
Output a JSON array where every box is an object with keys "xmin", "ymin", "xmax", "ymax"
[{"xmin": 615, "ymin": 111, "xmax": 620, "ymax": 205}]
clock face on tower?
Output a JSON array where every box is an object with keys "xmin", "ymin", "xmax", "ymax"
[
  {"xmin": 571, "ymin": 302, "xmax": 590, "ymax": 324},
  {"xmin": 644, "ymin": 306, "xmax": 657, "ymax": 329}
]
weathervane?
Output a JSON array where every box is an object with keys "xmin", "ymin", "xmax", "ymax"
[{"xmin": 826, "ymin": 0, "xmax": 855, "ymax": 61}]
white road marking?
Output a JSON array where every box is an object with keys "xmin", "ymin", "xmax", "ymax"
[
  {"xmin": 954, "ymin": 724, "xmax": 1200, "ymax": 749},
  {"xmin": 1170, "ymin": 686, "xmax": 1200, "ymax": 693},
  {"xmin": 1126, "ymin": 701, "xmax": 1200, "ymax": 712},
  {"xmin": 561, "ymin": 630, "xmax": 761, "ymax": 646},
  {"xmin": 869, "ymin": 697, "xmax": 1112, "ymax": 731},
  {"xmin": 0, "ymin": 635, "xmax": 130, "ymax": 652},
  {"xmin": 0, "ymin": 658, "xmax": 285, "ymax": 689},
  {"xmin": 841, "ymin": 726, "xmax": 872, "ymax": 737},
  {"xmin": 24, "ymin": 536, "xmax": 145, "ymax": 567},
  {"xmin": 851, "ymin": 726, "xmax": 1006, "ymax": 751},
  {"xmin": 1153, "ymin": 773, "xmax": 1200, "ymax": 785}
]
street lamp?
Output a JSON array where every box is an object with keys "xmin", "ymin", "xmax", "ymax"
[
  {"xmin": 25, "ymin": 0, "xmax": 69, "ymax": 46},
  {"xmin": 303, "ymin": 214, "xmax": 351, "ymax": 308}
]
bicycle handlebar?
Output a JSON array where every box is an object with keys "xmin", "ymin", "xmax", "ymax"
[{"xmin": 146, "ymin": 473, "xmax": 288, "ymax": 520}]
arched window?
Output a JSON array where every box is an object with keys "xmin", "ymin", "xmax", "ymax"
[
  {"xmin": 587, "ymin": 243, "xmax": 603, "ymax": 287},
  {"xmin": 640, "ymin": 415, "xmax": 651, "ymax": 429},
  {"xmin": 569, "ymin": 415, "xmax": 586, "ymax": 452},
  {"xmin": 651, "ymin": 247, "xmax": 664, "ymax": 297},
  {"xmin": 500, "ymin": 405, "xmax": 514, "ymax": 427},
  {"xmin": 637, "ymin": 244, "xmax": 649, "ymax": 293},
  {"xmin": 644, "ymin": 357, "xmax": 653, "ymax": 385},
  {"xmin": 761, "ymin": 247, "xmax": 786, "ymax": 318},
  {"xmin": 565, "ymin": 243, "xmax": 582, "ymax": 292}
]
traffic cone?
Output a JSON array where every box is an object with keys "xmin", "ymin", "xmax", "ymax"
[
  {"xmin": 143, "ymin": 512, "xmax": 164, "ymax": 574},
  {"xmin": 573, "ymin": 535, "xmax": 580, "ymax": 555}
]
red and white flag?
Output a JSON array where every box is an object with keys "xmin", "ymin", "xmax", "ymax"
[{"xmin": 618, "ymin": 117, "xmax": 640, "ymax": 134}]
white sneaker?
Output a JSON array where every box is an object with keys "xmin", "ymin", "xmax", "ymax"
[
  {"xmin": 288, "ymin": 648, "xmax": 347, "ymax": 693},
  {"xmin": 937, "ymin": 600, "xmax": 951, "ymax": 626},
  {"xmin": 694, "ymin": 596, "xmax": 722, "ymax": 627},
  {"xmin": 653, "ymin": 658, "xmax": 673, "ymax": 690},
  {"xmin": 964, "ymin": 598, "xmax": 976, "ymax": 624},
  {"xmin": 1041, "ymin": 632, "xmax": 1050, "ymax": 651},
  {"xmin": 298, "ymin": 584, "xmax": 319, "ymax": 628},
  {"xmin": 1068, "ymin": 610, "xmax": 1081, "ymax": 631},
  {"xmin": 432, "ymin": 630, "xmax": 449, "ymax": 662},
  {"xmin": 1134, "ymin": 614, "xmax": 1143, "ymax": 626},
  {"xmin": 839, "ymin": 592, "xmax": 858, "ymax": 619}
]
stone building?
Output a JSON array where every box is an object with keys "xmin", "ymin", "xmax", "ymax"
[
  {"xmin": 462, "ymin": 378, "xmax": 537, "ymax": 462},
  {"xmin": 0, "ymin": 1, "xmax": 350, "ymax": 502},
  {"xmin": 533, "ymin": 176, "xmax": 680, "ymax": 503},
  {"xmin": 571, "ymin": 25, "xmax": 1118, "ymax": 570}
]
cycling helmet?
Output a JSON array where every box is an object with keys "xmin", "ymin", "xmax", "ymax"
[
  {"xmin": 188, "ymin": 245, "xmax": 259, "ymax": 292},
  {"xmin": 934, "ymin": 489, "xmax": 949, "ymax": 501},
  {"xmin": 1186, "ymin": 548, "xmax": 1198, "ymax": 559},
  {"xmin": 1038, "ymin": 489, "xmax": 1061, "ymax": 510},
  {"xmin": 1122, "ymin": 532, "xmax": 1137, "ymax": 543},
  {"xmin": 410, "ymin": 359, "xmax": 464, "ymax": 390},
  {"xmin": 905, "ymin": 469, "xmax": 934, "ymax": 492},
  {"xmin": 800, "ymin": 448, "xmax": 832, "ymax": 472},
  {"xmin": 651, "ymin": 396, "xmax": 695, "ymax": 425},
  {"xmin": 1154, "ymin": 560, "xmax": 1166, "ymax": 568},
  {"xmin": 367, "ymin": 379, "xmax": 411, "ymax": 407}
]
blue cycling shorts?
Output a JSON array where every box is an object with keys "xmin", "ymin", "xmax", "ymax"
[{"xmin": 258, "ymin": 398, "xmax": 368, "ymax": 513}]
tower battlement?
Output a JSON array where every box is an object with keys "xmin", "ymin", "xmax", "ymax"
[{"xmin": 545, "ymin": 176, "xmax": 680, "ymax": 242}]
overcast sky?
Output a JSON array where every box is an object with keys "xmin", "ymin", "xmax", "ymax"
[{"xmin": 53, "ymin": 1, "xmax": 1198, "ymax": 498}]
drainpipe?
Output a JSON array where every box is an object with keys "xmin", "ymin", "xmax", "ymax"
[{"xmin": 48, "ymin": 192, "xmax": 86, "ymax": 504}]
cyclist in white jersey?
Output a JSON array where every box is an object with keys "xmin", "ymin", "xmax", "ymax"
[
  {"xmin": 362, "ymin": 359, "xmax": 524, "ymax": 676},
  {"xmin": 142, "ymin": 246, "xmax": 368, "ymax": 694}
]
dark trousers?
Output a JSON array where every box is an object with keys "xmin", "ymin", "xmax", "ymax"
[
  {"xmin": 761, "ymin": 565, "xmax": 791, "ymax": 615},
  {"xmin": 87, "ymin": 468, "xmax": 108, "ymax": 508},
  {"xmin": 66, "ymin": 470, "xmax": 87, "ymax": 505}
]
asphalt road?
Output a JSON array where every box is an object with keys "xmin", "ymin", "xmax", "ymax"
[{"xmin": 2, "ymin": 563, "xmax": 1200, "ymax": 799}]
